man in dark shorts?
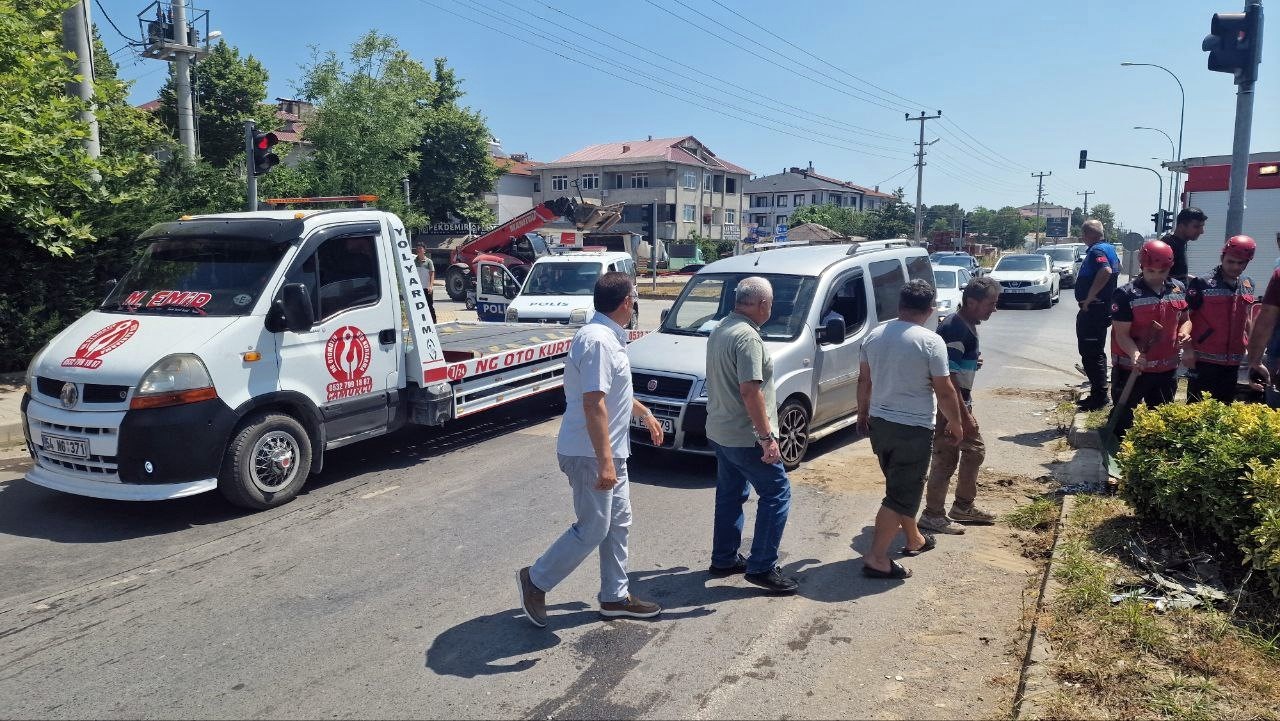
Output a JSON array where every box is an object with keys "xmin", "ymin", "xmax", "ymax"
[{"xmin": 856, "ymin": 280, "xmax": 965, "ymax": 580}]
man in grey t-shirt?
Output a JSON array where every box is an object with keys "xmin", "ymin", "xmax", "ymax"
[
  {"xmin": 856, "ymin": 279, "xmax": 964, "ymax": 580},
  {"xmin": 704, "ymin": 276, "xmax": 798, "ymax": 594}
]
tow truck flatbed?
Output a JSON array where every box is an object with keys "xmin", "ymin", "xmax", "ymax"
[{"xmin": 435, "ymin": 321, "xmax": 575, "ymax": 361}]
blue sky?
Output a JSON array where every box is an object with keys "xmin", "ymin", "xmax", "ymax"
[{"xmin": 97, "ymin": 0, "xmax": 1277, "ymax": 232}]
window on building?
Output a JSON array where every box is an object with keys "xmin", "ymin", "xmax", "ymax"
[
  {"xmin": 725, "ymin": 177, "xmax": 736, "ymax": 194},
  {"xmin": 614, "ymin": 173, "xmax": 624, "ymax": 189},
  {"xmin": 811, "ymin": 192, "xmax": 820, "ymax": 204},
  {"xmin": 752, "ymin": 214, "xmax": 769, "ymax": 226},
  {"xmin": 713, "ymin": 175, "xmax": 724, "ymax": 192},
  {"xmin": 702, "ymin": 173, "xmax": 712, "ymax": 191},
  {"xmin": 532, "ymin": 178, "xmax": 540, "ymax": 192},
  {"xmin": 552, "ymin": 175, "xmax": 568, "ymax": 191},
  {"xmin": 660, "ymin": 203, "xmax": 675, "ymax": 222},
  {"xmin": 580, "ymin": 173, "xmax": 599, "ymax": 190},
  {"xmin": 776, "ymin": 194, "xmax": 788, "ymax": 207},
  {"xmin": 753, "ymin": 196, "xmax": 769, "ymax": 208},
  {"xmin": 724, "ymin": 209, "xmax": 737, "ymax": 224},
  {"xmin": 830, "ymin": 194, "xmax": 842, "ymax": 207},
  {"xmin": 794, "ymin": 194, "xmax": 805, "ymax": 206},
  {"xmin": 683, "ymin": 170, "xmax": 698, "ymax": 189},
  {"xmin": 682, "ymin": 204, "xmax": 696, "ymax": 222},
  {"xmin": 776, "ymin": 215, "xmax": 787, "ymax": 227},
  {"xmin": 630, "ymin": 172, "xmax": 649, "ymax": 188}
]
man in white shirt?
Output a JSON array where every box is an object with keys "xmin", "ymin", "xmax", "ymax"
[{"xmin": 517, "ymin": 272, "xmax": 666, "ymax": 627}]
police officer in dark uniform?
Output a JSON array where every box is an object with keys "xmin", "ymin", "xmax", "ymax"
[{"xmin": 1075, "ymin": 219, "xmax": 1120, "ymax": 410}]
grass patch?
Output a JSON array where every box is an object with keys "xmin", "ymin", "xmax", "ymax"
[
  {"xmin": 1039, "ymin": 494, "xmax": 1280, "ymax": 720},
  {"xmin": 1082, "ymin": 406, "xmax": 1110, "ymax": 430},
  {"xmin": 1003, "ymin": 497, "xmax": 1059, "ymax": 531}
]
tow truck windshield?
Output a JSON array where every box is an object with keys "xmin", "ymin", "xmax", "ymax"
[
  {"xmin": 662, "ymin": 273, "xmax": 818, "ymax": 341},
  {"xmin": 101, "ymin": 237, "xmax": 290, "ymax": 316}
]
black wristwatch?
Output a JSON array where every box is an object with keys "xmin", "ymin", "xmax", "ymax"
[{"xmin": 756, "ymin": 431, "xmax": 779, "ymax": 445}]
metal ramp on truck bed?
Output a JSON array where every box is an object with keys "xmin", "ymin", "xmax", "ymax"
[{"xmin": 434, "ymin": 321, "xmax": 576, "ymax": 361}]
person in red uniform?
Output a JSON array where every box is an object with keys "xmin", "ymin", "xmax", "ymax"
[
  {"xmin": 1109, "ymin": 239, "xmax": 1192, "ymax": 436},
  {"xmin": 1184, "ymin": 235, "xmax": 1258, "ymax": 403}
]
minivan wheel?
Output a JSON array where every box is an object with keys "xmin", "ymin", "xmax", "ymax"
[
  {"xmin": 777, "ymin": 398, "xmax": 810, "ymax": 471},
  {"xmin": 218, "ymin": 412, "xmax": 312, "ymax": 510}
]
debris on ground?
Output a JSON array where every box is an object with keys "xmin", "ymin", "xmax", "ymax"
[{"xmin": 1109, "ymin": 538, "xmax": 1230, "ymax": 612}]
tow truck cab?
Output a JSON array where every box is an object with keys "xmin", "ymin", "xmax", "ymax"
[{"xmin": 20, "ymin": 208, "xmax": 572, "ymax": 510}]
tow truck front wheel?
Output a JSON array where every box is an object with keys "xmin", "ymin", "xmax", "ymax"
[
  {"xmin": 445, "ymin": 267, "xmax": 468, "ymax": 301},
  {"xmin": 777, "ymin": 398, "xmax": 810, "ymax": 471},
  {"xmin": 219, "ymin": 412, "xmax": 312, "ymax": 510}
]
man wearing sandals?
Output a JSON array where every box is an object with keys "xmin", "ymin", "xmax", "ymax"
[{"xmin": 856, "ymin": 280, "xmax": 965, "ymax": 580}]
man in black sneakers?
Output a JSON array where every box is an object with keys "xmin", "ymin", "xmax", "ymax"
[
  {"xmin": 704, "ymin": 277, "xmax": 799, "ymax": 594},
  {"xmin": 1074, "ymin": 219, "xmax": 1120, "ymax": 411},
  {"xmin": 517, "ymin": 272, "xmax": 666, "ymax": 627}
]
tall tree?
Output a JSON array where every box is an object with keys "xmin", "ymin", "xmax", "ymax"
[
  {"xmin": 158, "ymin": 40, "xmax": 273, "ymax": 167},
  {"xmin": 787, "ymin": 203, "xmax": 862, "ymax": 237},
  {"xmin": 1087, "ymin": 203, "xmax": 1120, "ymax": 241},
  {"xmin": 409, "ymin": 57, "xmax": 499, "ymax": 225}
]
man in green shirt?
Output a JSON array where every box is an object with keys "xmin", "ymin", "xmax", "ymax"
[{"xmin": 704, "ymin": 276, "xmax": 798, "ymax": 594}]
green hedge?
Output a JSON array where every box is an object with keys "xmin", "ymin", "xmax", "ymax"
[{"xmin": 1118, "ymin": 400, "xmax": 1280, "ymax": 594}]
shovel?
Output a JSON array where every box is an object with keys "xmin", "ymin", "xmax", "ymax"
[{"xmin": 1104, "ymin": 320, "xmax": 1163, "ymax": 477}]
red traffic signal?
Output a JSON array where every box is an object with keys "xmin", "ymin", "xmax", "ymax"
[{"xmin": 252, "ymin": 131, "xmax": 279, "ymax": 176}]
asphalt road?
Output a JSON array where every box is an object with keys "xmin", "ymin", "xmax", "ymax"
[{"xmin": 0, "ymin": 291, "xmax": 1085, "ymax": 719}]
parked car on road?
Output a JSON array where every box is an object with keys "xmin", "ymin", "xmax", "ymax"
[
  {"xmin": 1036, "ymin": 245, "xmax": 1083, "ymax": 288},
  {"xmin": 627, "ymin": 243, "xmax": 933, "ymax": 469},
  {"xmin": 989, "ymin": 253, "xmax": 1060, "ymax": 309},
  {"xmin": 934, "ymin": 251, "xmax": 984, "ymax": 277},
  {"xmin": 931, "ymin": 263, "xmax": 971, "ymax": 319}
]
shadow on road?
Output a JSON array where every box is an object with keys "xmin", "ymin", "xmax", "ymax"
[
  {"xmin": 425, "ymin": 558, "xmax": 901, "ymax": 678},
  {"xmin": 0, "ymin": 394, "xmax": 568, "ymax": 544},
  {"xmin": 998, "ymin": 427, "xmax": 1063, "ymax": 448}
]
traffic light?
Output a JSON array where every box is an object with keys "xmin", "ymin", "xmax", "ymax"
[
  {"xmin": 1202, "ymin": 4, "xmax": 1264, "ymax": 84},
  {"xmin": 1078, "ymin": 150, "xmax": 1088, "ymax": 169},
  {"xmin": 252, "ymin": 131, "xmax": 279, "ymax": 176},
  {"xmin": 1151, "ymin": 211, "xmax": 1161, "ymax": 231},
  {"xmin": 1160, "ymin": 210, "xmax": 1174, "ymax": 234}
]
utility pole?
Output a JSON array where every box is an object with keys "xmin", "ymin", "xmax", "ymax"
[
  {"xmin": 171, "ymin": 1, "xmax": 196, "ymax": 158},
  {"xmin": 905, "ymin": 110, "xmax": 942, "ymax": 244},
  {"xmin": 244, "ymin": 121, "xmax": 256, "ymax": 211},
  {"xmin": 1032, "ymin": 171, "xmax": 1051, "ymax": 245},
  {"xmin": 62, "ymin": 1, "xmax": 100, "ymax": 160},
  {"xmin": 1077, "ymin": 190, "xmax": 1095, "ymax": 217},
  {"xmin": 140, "ymin": 3, "xmax": 210, "ymax": 160}
]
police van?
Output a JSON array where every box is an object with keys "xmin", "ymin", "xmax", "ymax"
[{"xmin": 475, "ymin": 251, "xmax": 640, "ymax": 327}]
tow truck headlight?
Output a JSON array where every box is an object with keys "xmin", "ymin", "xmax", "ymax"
[
  {"xmin": 505, "ymin": 307, "xmax": 519, "ymax": 323},
  {"xmin": 131, "ymin": 354, "xmax": 217, "ymax": 410},
  {"xmin": 569, "ymin": 308, "xmax": 589, "ymax": 324}
]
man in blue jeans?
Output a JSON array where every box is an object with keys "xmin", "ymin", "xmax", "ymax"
[{"xmin": 704, "ymin": 276, "xmax": 798, "ymax": 594}]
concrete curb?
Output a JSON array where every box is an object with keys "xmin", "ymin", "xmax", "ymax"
[
  {"xmin": 1015, "ymin": 407, "xmax": 1107, "ymax": 719},
  {"xmin": 0, "ymin": 423, "xmax": 22, "ymax": 446}
]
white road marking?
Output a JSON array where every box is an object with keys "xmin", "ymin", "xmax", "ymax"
[{"xmin": 360, "ymin": 485, "xmax": 400, "ymax": 500}]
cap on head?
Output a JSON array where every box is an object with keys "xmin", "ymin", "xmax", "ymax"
[
  {"xmin": 1222, "ymin": 234, "xmax": 1256, "ymax": 262},
  {"xmin": 1139, "ymin": 239, "xmax": 1175, "ymax": 271}
]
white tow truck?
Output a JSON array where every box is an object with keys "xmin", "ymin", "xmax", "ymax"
[{"xmin": 20, "ymin": 205, "xmax": 589, "ymax": 509}]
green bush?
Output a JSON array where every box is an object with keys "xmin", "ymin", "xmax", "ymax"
[{"xmin": 1118, "ymin": 400, "xmax": 1280, "ymax": 593}]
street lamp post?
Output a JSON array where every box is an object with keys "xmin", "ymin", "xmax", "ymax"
[
  {"xmin": 1134, "ymin": 126, "xmax": 1177, "ymax": 216},
  {"xmin": 1121, "ymin": 62, "xmax": 1185, "ymax": 216}
]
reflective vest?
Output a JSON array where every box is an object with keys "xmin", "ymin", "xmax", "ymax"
[
  {"xmin": 1187, "ymin": 269, "xmax": 1256, "ymax": 366},
  {"xmin": 1111, "ymin": 278, "xmax": 1188, "ymax": 372}
]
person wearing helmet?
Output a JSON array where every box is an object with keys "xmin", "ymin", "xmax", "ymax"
[
  {"xmin": 1161, "ymin": 207, "xmax": 1208, "ymax": 284},
  {"xmin": 1075, "ymin": 219, "xmax": 1121, "ymax": 411},
  {"xmin": 1108, "ymin": 239, "xmax": 1191, "ymax": 436},
  {"xmin": 1184, "ymin": 236, "xmax": 1258, "ymax": 402}
]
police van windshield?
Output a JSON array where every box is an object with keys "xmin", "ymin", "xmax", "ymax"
[
  {"xmin": 662, "ymin": 273, "xmax": 818, "ymax": 341},
  {"xmin": 522, "ymin": 262, "xmax": 601, "ymax": 296},
  {"xmin": 100, "ymin": 237, "xmax": 290, "ymax": 316}
]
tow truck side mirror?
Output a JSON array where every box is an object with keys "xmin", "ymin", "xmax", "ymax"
[
  {"xmin": 267, "ymin": 283, "xmax": 315, "ymax": 333},
  {"xmin": 660, "ymin": 308, "xmax": 670, "ymax": 324}
]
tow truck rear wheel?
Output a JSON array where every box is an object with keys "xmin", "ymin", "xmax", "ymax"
[
  {"xmin": 218, "ymin": 412, "xmax": 312, "ymax": 510},
  {"xmin": 445, "ymin": 267, "xmax": 468, "ymax": 302},
  {"xmin": 777, "ymin": 398, "xmax": 810, "ymax": 471}
]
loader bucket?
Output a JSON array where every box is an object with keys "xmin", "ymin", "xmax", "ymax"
[{"xmin": 571, "ymin": 202, "xmax": 622, "ymax": 232}]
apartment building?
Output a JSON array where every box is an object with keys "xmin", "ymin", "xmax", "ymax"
[
  {"xmin": 743, "ymin": 164, "xmax": 896, "ymax": 234},
  {"xmin": 1016, "ymin": 203, "xmax": 1072, "ymax": 220},
  {"xmin": 487, "ymin": 150, "xmax": 537, "ymax": 223},
  {"xmin": 531, "ymin": 136, "xmax": 750, "ymax": 243}
]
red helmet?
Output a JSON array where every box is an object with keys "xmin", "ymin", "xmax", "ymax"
[
  {"xmin": 1139, "ymin": 239, "xmax": 1175, "ymax": 271},
  {"xmin": 1222, "ymin": 234, "xmax": 1256, "ymax": 261}
]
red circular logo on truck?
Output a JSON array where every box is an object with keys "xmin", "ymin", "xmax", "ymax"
[
  {"xmin": 324, "ymin": 326, "xmax": 374, "ymax": 401},
  {"xmin": 61, "ymin": 319, "xmax": 140, "ymax": 369}
]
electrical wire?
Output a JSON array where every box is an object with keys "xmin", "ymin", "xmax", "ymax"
[
  {"xmin": 416, "ymin": 0, "xmax": 909, "ymax": 161},
  {"xmin": 458, "ymin": 0, "xmax": 907, "ymax": 155},
  {"xmin": 94, "ymin": 0, "xmax": 143, "ymax": 45},
  {"xmin": 875, "ymin": 165, "xmax": 916, "ymax": 187},
  {"xmin": 534, "ymin": 0, "xmax": 908, "ymax": 142}
]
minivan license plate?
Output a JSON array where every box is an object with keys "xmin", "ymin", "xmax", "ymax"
[
  {"xmin": 632, "ymin": 416, "xmax": 674, "ymax": 433},
  {"xmin": 42, "ymin": 433, "xmax": 89, "ymax": 459}
]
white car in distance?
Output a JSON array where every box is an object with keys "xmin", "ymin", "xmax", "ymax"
[
  {"xmin": 931, "ymin": 264, "xmax": 971, "ymax": 319},
  {"xmin": 989, "ymin": 253, "xmax": 1060, "ymax": 309}
]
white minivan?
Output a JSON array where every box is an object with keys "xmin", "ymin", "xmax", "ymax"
[
  {"xmin": 478, "ymin": 251, "xmax": 639, "ymax": 326},
  {"xmin": 627, "ymin": 243, "xmax": 933, "ymax": 469}
]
